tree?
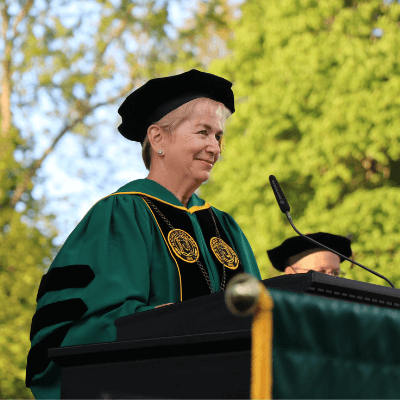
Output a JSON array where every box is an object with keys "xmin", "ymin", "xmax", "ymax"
[
  {"xmin": 203, "ymin": 0, "xmax": 400, "ymax": 287},
  {"xmin": 0, "ymin": 0, "xmax": 237, "ymax": 397}
]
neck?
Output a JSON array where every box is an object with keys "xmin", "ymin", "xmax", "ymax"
[{"xmin": 146, "ymin": 169, "xmax": 201, "ymax": 208}]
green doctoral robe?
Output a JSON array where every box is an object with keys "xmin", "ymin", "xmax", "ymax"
[{"xmin": 26, "ymin": 179, "xmax": 261, "ymax": 399}]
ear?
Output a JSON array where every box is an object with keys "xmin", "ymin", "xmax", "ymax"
[{"xmin": 147, "ymin": 125, "xmax": 166, "ymax": 153}]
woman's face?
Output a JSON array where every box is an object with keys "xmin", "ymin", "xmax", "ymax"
[{"xmin": 163, "ymin": 102, "xmax": 224, "ymax": 185}]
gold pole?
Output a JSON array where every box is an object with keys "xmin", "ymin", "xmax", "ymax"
[{"xmin": 225, "ymin": 274, "xmax": 274, "ymax": 400}]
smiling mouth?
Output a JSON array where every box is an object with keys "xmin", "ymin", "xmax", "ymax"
[{"xmin": 197, "ymin": 159, "xmax": 213, "ymax": 167}]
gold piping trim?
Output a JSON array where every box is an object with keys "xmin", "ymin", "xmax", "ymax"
[
  {"xmin": 90, "ymin": 191, "xmax": 211, "ymax": 214},
  {"xmin": 141, "ymin": 197, "xmax": 183, "ymax": 302},
  {"xmin": 186, "ymin": 203, "xmax": 212, "ymax": 213}
]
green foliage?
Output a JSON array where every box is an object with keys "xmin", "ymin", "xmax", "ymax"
[
  {"xmin": 203, "ymin": 0, "xmax": 400, "ymax": 286},
  {"xmin": 0, "ymin": 123, "xmax": 57, "ymax": 398},
  {"xmin": 0, "ymin": 207, "xmax": 56, "ymax": 398}
]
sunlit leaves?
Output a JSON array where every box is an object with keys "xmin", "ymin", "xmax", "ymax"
[{"xmin": 203, "ymin": 0, "xmax": 400, "ymax": 286}]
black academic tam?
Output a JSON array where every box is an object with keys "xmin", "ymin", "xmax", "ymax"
[
  {"xmin": 118, "ymin": 69, "xmax": 235, "ymax": 145},
  {"xmin": 267, "ymin": 232, "xmax": 352, "ymax": 272}
]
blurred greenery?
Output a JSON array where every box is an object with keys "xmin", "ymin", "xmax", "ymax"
[
  {"xmin": 203, "ymin": 0, "xmax": 400, "ymax": 287},
  {"xmin": 0, "ymin": 122, "xmax": 57, "ymax": 398},
  {"xmin": 0, "ymin": 0, "xmax": 235, "ymax": 397}
]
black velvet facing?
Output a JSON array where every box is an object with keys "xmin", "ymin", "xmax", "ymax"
[
  {"xmin": 139, "ymin": 196, "xmax": 244, "ymax": 301},
  {"xmin": 195, "ymin": 208, "xmax": 244, "ymax": 284},
  {"xmin": 26, "ymin": 324, "xmax": 71, "ymax": 387},
  {"xmin": 30, "ymin": 298, "xmax": 88, "ymax": 341},
  {"xmin": 140, "ymin": 196, "xmax": 211, "ymax": 300},
  {"xmin": 36, "ymin": 264, "xmax": 95, "ymax": 302}
]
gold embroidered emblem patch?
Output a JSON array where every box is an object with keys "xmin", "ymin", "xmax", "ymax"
[
  {"xmin": 168, "ymin": 229, "xmax": 199, "ymax": 263},
  {"xmin": 210, "ymin": 237, "xmax": 239, "ymax": 270}
]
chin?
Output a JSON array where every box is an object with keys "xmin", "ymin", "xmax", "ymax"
[{"xmin": 194, "ymin": 172, "xmax": 211, "ymax": 184}]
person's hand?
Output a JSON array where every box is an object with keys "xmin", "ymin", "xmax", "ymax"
[{"xmin": 155, "ymin": 302, "xmax": 174, "ymax": 308}]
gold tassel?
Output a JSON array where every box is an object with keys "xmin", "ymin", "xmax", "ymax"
[
  {"xmin": 251, "ymin": 285, "xmax": 274, "ymax": 400},
  {"xmin": 224, "ymin": 274, "xmax": 274, "ymax": 399}
]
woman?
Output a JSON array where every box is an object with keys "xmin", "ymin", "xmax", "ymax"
[{"xmin": 26, "ymin": 69, "xmax": 261, "ymax": 399}]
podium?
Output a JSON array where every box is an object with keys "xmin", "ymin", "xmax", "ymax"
[
  {"xmin": 49, "ymin": 272, "xmax": 400, "ymax": 399},
  {"xmin": 50, "ymin": 287, "xmax": 253, "ymax": 399}
]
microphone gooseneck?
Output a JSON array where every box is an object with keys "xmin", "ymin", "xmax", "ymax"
[{"xmin": 269, "ymin": 175, "xmax": 395, "ymax": 288}]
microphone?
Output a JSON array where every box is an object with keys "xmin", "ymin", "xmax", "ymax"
[
  {"xmin": 269, "ymin": 175, "xmax": 395, "ymax": 288},
  {"xmin": 270, "ymin": 175, "xmax": 290, "ymax": 213}
]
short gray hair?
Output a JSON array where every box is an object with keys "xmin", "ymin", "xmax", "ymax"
[{"xmin": 142, "ymin": 97, "xmax": 232, "ymax": 170}]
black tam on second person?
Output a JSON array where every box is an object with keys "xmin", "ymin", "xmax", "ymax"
[
  {"xmin": 117, "ymin": 69, "xmax": 235, "ymax": 145},
  {"xmin": 267, "ymin": 232, "xmax": 352, "ymax": 272}
]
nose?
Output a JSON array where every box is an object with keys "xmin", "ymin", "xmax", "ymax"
[{"xmin": 206, "ymin": 135, "xmax": 221, "ymax": 158}]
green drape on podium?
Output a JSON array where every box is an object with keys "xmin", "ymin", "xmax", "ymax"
[{"xmin": 270, "ymin": 288, "xmax": 400, "ymax": 399}]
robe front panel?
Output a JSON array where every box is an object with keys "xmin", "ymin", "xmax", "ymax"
[{"xmin": 138, "ymin": 195, "xmax": 244, "ymax": 301}]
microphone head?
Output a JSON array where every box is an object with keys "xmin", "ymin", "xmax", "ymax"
[{"xmin": 269, "ymin": 175, "xmax": 290, "ymax": 213}]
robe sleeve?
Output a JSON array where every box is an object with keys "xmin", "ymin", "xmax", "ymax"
[
  {"xmin": 26, "ymin": 194, "xmax": 157, "ymax": 399},
  {"xmin": 213, "ymin": 208, "xmax": 262, "ymax": 281}
]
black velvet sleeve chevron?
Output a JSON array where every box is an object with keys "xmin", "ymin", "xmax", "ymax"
[
  {"xmin": 26, "ymin": 324, "xmax": 72, "ymax": 387},
  {"xmin": 26, "ymin": 265, "xmax": 95, "ymax": 388},
  {"xmin": 30, "ymin": 298, "xmax": 88, "ymax": 341},
  {"xmin": 36, "ymin": 264, "xmax": 95, "ymax": 302}
]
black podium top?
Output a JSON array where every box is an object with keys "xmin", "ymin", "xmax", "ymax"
[
  {"xmin": 48, "ymin": 272, "xmax": 400, "ymax": 362},
  {"xmin": 114, "ymin": 272, "xmax": 400, "ymax": 342}
]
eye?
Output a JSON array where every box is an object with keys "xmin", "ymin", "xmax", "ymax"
[
  {"xmin": 198, "ymin": 130, "xmax": 207, "ymax": 135},
  {"xmin": 216, "ymin": 134, "xmax": 223, "ymax": 141}
]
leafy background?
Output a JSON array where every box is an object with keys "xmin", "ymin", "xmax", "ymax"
[
  {"xmin": 204, "ymin": 0, "xmax": 400, "ymax": 286},
  {"xmin": 1, "ymin": 0, "xmax": 400, "ymax": 397}
]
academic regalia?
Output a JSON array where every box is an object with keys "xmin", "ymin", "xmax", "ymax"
[
  {"xmin": 117, "ymin": 69, "xmax": 235, "ymax": 144},
  {"xmin": 26, "ymin": 178, "xmax": 262, "ymax": 399},
  {"xmin": 267, "ymin": 232, "xmax": 352, "ymax": 272}
]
